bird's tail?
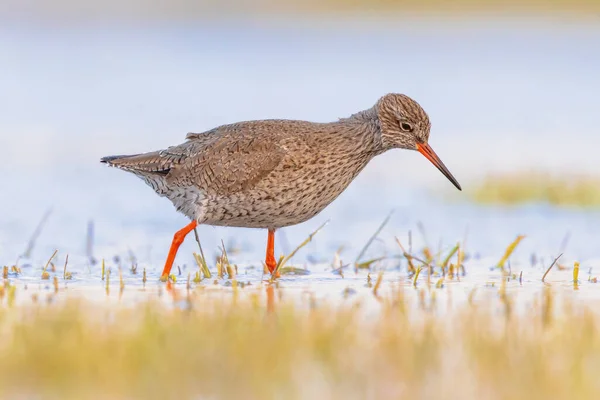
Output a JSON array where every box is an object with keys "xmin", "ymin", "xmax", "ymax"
[{"xmin": 100, "ymin": 152, "xmax": 171, "ymax": 175}]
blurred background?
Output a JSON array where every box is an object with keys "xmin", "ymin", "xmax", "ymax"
[{"xmin": 1, "ymin": 0, "xmax": 599, "ymax": 271}]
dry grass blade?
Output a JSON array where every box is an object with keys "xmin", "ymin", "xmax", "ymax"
[
  {"xmin": 193, "ymin": 270, "xmax": 201, "ymax": 283},
  {"xmin": 354, "ymin": 211, "xmax": 393, "ymax": 270},
  {"xmin": 435, "ymin": 238, "xmax": 444, "ymax": 266},
  {"xmin": 41, "ymin": 249, "xmax": 57, "ymax": 280},
  {"xmin": 395, "ymin": 236, "xmax": 437, "ymax": 279},
  {"xmin": 496, "ymin": 235, "xmax": 525, "ymax": 272},
  {"xmin": 63, "ymin": 254, "xmax": 72, "ymax": 280},
  {"xmin": 423, "ymin": 248, "xmax": 434, "ymax": 264},
  {"xmin": 332, "ymin": 247, "xmax": 349, "ymax": 277},
  {"xmin": 193, "ymin": 253, "xmax": 211, "ymax": 280},
  {"xmin": 519, "ymin": 270, "xmax": 523, "ymax": 284},
  {"xmin": 417, "ymin": 221, "xmax": 434, "ymax": 263},
  {"xmin": 278, "ymin": 267, "xmax": 311, "ymax": 276},
  {"xmin": 220, "ymin": 239, "xmax": 235, "ymax": 279},
  {"xmin": 412, "ymin": 265, "xmax": 423, "ymax": 287},
  {"xmin": 441, "ymin": 243, "xmax": 459, "ymax": 271},
  {"xmin": 456, "ymin": 247, "xmax": 466, "ymax": 279},
  {"xmin": 217, "ymin": 259, "xmax": 224, "ymax": 279},
  {"xmin": 274, "ymin": 220, "xmax": 329, "ymax": 275},
  {"xmin": 395, "ymin": 237, "xmax": 416, "ymax": 274},
  {"xmin": 119, "ymin": 268, "xmax": 125, "ymax": 297},
  {"xmin": 331, "ymin": 246, "xmax": 346, "ymax": 275},
  {"xmin": 220, "ymin": 239, "xmax": 230, "ymax": 266},
  {"xmin": 457, "ymin": 246, "xmax": 465, "ymax": 267},
  {"xmin": 193, "ymin": 228, "xmax": 211, "ymax": 279},
  {"xmin": 372, "ymin": 271, "xmax": 384, "ymax": 297},
  {"xmin": 105, "ymin": 268, "xmax": 110, "ymax": 296},
  {"xmin": 405, "ymin": 253, "xmax": 433, "ymax": 270},
  {"xmin": 355, "ymin": 257, "xmax": 386, "ymax": 270},
  {"xmin": 130, "ymin": 263, "xmax": 138, "ymax": 275},
  {"xmin": 542, "ymin": 253, "xmax": 563, "ymax": 283}
]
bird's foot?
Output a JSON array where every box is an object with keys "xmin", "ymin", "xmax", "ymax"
[
  {"xmin": 265, "ymin": 228, "xmax": 280, "ymax": 278},
  {"xmin": 265, "ymin": 258, "xmax": 280, "ymax": 279}
]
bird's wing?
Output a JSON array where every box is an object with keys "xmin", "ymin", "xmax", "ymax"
[{"xmin": 164, "ymin": 123, "xmax": 288, "ymax": 196}]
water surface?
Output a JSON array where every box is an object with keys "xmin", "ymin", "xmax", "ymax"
[{"xmin": 1, "ymin": 16, "xmax": 599, "ymax": 297}]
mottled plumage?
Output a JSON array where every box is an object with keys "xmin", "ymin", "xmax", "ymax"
[{"xmin": 102, "ymin": 93, "xmax": 461, "ymax": 277}]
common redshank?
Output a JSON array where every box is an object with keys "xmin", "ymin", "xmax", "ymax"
[{"xmin": 101, "ymin": 93, "xmax": 461, "ymax": 278}]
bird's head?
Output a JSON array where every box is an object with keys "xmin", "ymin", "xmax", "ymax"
[{"xmin": 376, "ymin": 93, "xmax": 462, "ymax": 191}]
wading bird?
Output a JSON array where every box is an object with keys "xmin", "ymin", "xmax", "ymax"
[{"xmin": 101, "ymin": 93, "xmax": 461, "ymax": 279}]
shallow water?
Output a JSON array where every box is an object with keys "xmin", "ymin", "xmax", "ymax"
[{"xmin": 1, "ymin": 16, "xmax": 599, "ymax": 299}]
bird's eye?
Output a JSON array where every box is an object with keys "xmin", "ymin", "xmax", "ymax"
[{"xmin": 400, "ymin": 122, "xmax": 413, "ymax": 132}]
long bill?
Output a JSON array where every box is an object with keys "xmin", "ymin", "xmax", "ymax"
[{"xmin": 416, "ymin": 143, "xmax": 462, "ymax": 191}]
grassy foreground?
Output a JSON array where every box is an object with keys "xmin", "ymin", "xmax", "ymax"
[{"xmin": 0, "ymin": 284, "xmax": 599, "ymax": 399}]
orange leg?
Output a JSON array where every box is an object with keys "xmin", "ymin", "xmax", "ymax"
[
  {"xmin": 265, "ymin": 228, "xmax": 279, "ymax": 277},
  {"xmin": 160, "ymin": 220, "xmax": 198, "ymax": 279}
]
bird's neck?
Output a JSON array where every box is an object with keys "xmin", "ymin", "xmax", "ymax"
[{"xmin": 333, "ymin": 105, "xmax": 385, "ymax": 156}]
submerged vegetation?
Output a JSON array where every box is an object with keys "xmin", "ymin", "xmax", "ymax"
[{"xmin": 471, "ymin": 171, "xmax": 600, "ymax": 207}]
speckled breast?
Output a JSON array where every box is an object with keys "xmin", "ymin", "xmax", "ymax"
[{"xmin": 196, "ymin": 150, "xmax": 373, "ymax": 229}]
